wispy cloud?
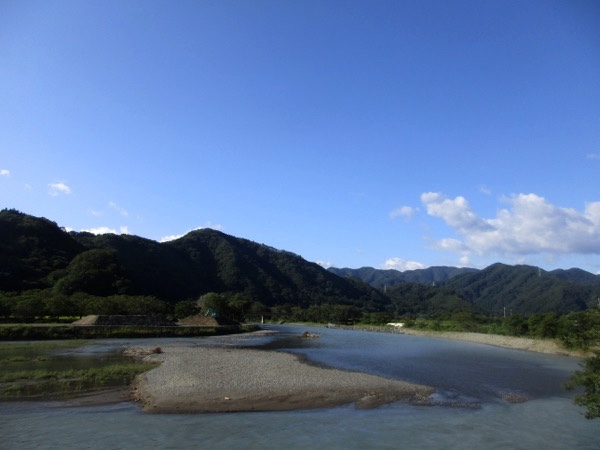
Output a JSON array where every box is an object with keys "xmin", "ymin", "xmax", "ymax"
[
  {"xmin": 160, "ymin": 222, "xmax": 223, "ymax": 242},
  {"xmin": 0, "ymin": 169, "xmax": 10, "ymax": 177},
  {"xmin": 316, "ymin": 260, "xmax": 333, "ymax": 268},
  {"xmin": 420, "ymin": 192, "xmax": 600, "ymax": 259},
  {"xmin": 48, "ymin": 182, "xmax": 72, "ymax": 196},
  {"xmin": 108, "ymin": 201, "xmax": 128, "ymax": 217},
  {"xmin": 382, "ymin": 257, "xmax": 426, "ymax": 271},
  {"xmin": 81, "ymin": 226, "xmax": 129, "ymax": 235},
  {"xmin": 389, "ymin": 206, "xmax": 415, "ymax": 220},
  {"xmin": 586, "ymin": 153, "xmax": 600, "ymax": 160},
  {"xmin": 479, "ymin": 185, "xmax": 492, "ymax": 195}
]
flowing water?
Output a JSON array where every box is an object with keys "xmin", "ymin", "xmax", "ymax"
[{"xmin": 0, "ymin": 325, "xmax": 597, "ymax": 449}]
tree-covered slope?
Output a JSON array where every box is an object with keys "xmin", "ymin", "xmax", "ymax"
[
  {"xmin": 443, "ymin": 263, "xmax": 599, "ymax": 315},
  {"xmin": 547, "ymin": 268, "xmax": 600, "ymax": 285},
  {"xmin": 0, "ymin": 209, "xmax": 84, "ymax": 291},
  {"xmin": 2, "ymin": 210, "xmax": 598, "ymax": 316},
  {"xmin": 328, "ymin": 265, "xmax": 478, "ymax": 288},
  {"xmin": 70, "ymin": 232, "xmax": 203, "ymax": 301},
  {"xmin": 166, "ymin": 229, "xmax": 388, "ymax": 309},
  {"xmin": 1, "ymin": 210, "xmax": 387, "ymax": 309},
  {"xmin": 386, "ymin": 283, "xmax": 477, "ymax": 317}
]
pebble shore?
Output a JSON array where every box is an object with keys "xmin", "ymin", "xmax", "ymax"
[
  {"xmin": 400, "ymin": 329, "xmax": 587, "ymax": 356},
  {"xmin": 131, "ymin": 345, "xmax": 434, "ymax": 413}
]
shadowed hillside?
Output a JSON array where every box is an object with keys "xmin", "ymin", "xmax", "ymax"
[
  {"xmin": 329, "ymin": 266, "xmax": 478, "ymax": 289},
  {"xmin": 0, "ymin": 209, "xmax": 387, "ymax": 309},
  {"xmin": 330, "ymin": 263, "xmax": 599, "ymax": 315},
  {"xmin": 443, "ymin": 263, "xmax": 600, "ymax": 315},
  {"xmin": 1, "ymin": 209, "xmax": 598, "ymax": 316}
]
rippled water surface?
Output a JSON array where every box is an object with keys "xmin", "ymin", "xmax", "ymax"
[{"xmin": 1, "ymin": 325, "xmax": 597, "ymax": 449}]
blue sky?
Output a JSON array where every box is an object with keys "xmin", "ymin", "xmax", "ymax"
[{"xmin": 1, "ymin": 0, "xmax": 600, "ymax": 273}]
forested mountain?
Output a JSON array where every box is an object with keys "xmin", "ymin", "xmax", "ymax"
[
  {"xmin": 0, "ymin": 210, "xmax": 84, "ymax": 291},
  {"xmin": 547, "ymin": 268, "xmax": 600, "ymax": 285},
  {"xmin": 385, "ymin": 283, "xmax": 478, "ymax": 317},
  {"xmin": 443, "ymin": 263, "xmax": 600, "ymax": 315},
  {"xmin": 328, "ymin": 266, "xmax": 478, "ymax": 289},
  {"xmin": 2, "ymin": 209, "xmax": 599, "ymax": 317},
  {"xmin": 331, "ymin": 262, "xmax": 599, "ymax": 315},
  {"xmin": 0, "ymin": 209, "xmax": 386, "ymax": 309}
]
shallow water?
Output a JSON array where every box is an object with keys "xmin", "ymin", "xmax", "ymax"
[{"xmin": 0, "ymin": 325, "xmax": 597, "ymax": 450}]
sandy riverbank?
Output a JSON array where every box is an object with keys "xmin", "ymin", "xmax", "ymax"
[
  {"xmin": 130, "ymin": 345, "xmax": 434, "ymax": 413},
  {"xmin": 400, "ymin": 328, "xmax": 587, "ymax": 357}
]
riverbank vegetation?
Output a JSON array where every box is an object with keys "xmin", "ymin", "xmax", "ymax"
[
  {"xmin": 0, "ymin": 324, "xmax": 259, "ymax": 341},
  {"xmin": 2, "ymin": 209, "xmax": 599, "ymax": 417},
  {"xmin": 0, "ymin": 341, "xmax": 157, "ymax": 400}
]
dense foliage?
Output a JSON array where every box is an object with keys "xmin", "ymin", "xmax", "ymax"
[
  {"xmin": 0, "ymin": 210, "xmax": 386, "ymax": 319},
  {"xmin": 566, "ymin": 351, "xmax": 600, "ymax": 419},
  {"xmin": 335, "ymin": 262, "xmax": 599, "ymax": 315},
  {"xmin": 561, "ymin": 307, "xmax": 600, "ymax": 420},
  {"xmin": 0, "ymin": 209, "xmax": 83, "ymax": 291},
  {"xmin": 329, "ymin": 266, "xmax": 478, "ymax": 289},
  {"xmin": 2, "ymin": 209, "xmax": 599, "ymax": 323},
  {"xmin": 2, "ymin": 209, "xmax": 600, "ymax": 418},
  {"xmin": 443, "ymin": 263, "xmax": 598, "ymax": 315}
]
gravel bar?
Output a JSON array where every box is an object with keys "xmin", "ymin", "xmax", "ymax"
[{"xmin": 131, "ymin": 345, "xmax": 434, "ymax": 413}]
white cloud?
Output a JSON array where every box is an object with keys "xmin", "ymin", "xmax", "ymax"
[
  {"xmin": 0, "ymin": 169, "xmax": 10, "ymax": 176},
  {"xmin": 432, "ymin": 237, "xmax": 468, "ymax": 252},
  {"xmin": 316, "ymin": 260, "xmax": 333, "ymax": 268},
  {"xmin": 420, "ymin": 192, "xmax": 600, "ymax": 258},
  {"xmin": 48, "ymin": 182, "xmax": 72, "ymax": 196},
  {"xmin": 160, "ymin": 223, "xmax": 223, "ymax": 242},
  {"xmin": 382, "ymin": 257, "xmax": 426, "ymax": 271},
  {"xmin": 389, "ymin": 206, "xmax": 415, "ymax": 220},
  {"xmin": 160, "ymin": 233, "xmax": 186, "ymax": 242},
  {"xmin": 479, "ymin": 185, "xmax": 492, "ymax": 195},
  {"xmin": 82, "ymin": 226, "xmax": 117, "ymax": 235},
  {"xmin": 108, "ymin": 201, "xmax": 128, "ymax": 217},
  {"xmin": 81, "ymin": 226, "xmax": 129, "ymax": 235},
  {"xmin": 421, "ymin": 192, "xmax": 493, "ymax": 233}
]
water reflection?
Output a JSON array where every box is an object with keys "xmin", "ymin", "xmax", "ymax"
[
  {"xmin": 0, "ymin": 325, "xmax": 596, "ymax": 450},
  {"xmin": 256, "ymin": 325, "xmax": 581, "ymax": 405}
]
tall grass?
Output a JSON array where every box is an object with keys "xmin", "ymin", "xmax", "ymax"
[
  {"xmin": 0, "ymin": 341, "xmax": 157, "ymax": 400},
  {"xmin": 0, "ymin": 324, "xmax": 259, "ymax": 340}
]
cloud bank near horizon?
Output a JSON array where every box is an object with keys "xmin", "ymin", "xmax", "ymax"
[{"xmin": 420, "ymin": 192, "xmax": 600, "ymax": 261}]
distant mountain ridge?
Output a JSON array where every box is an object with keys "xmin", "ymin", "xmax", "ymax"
[
  {"xmin": 443, "ymin": 263, "xmax": 600, "ymax": 315},
  {"xmin": 330, "ymin": 263, "xmax": 600, "ymax": 315},
  {"xmin": 2, "ymin": 209, "xmax": 599, "ymax": 316},
  {"xmin": 328, "ymin": 266, "xmax": 478, "ymax": 289}
]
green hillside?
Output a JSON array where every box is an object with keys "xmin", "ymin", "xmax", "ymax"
[
  {"xmin": 442, "ymin": 263, "xmax": 599, "ymax": 315},
  {"xmin": 328, "ymin": 266, "xmax": 477, "ymax": 288},
  {"xmin": 0, "ymin": 209, "xmax": 386, "ymax": 311},
  {"xmin": 1, "ymin": 209, "xmax": 598, "ymax": 320},
  {"xmin": 0, "ymin": 209, "xmax": 84, "ymax": 291}
]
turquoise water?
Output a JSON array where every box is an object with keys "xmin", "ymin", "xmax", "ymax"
[{"xmin": 0, "ymin": 326, "xmax": 597, "ymax": 449}]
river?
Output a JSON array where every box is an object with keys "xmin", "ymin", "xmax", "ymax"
[{"xmin": 0, "ymin": 325, "xmax": 597, "ymax": 449}]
